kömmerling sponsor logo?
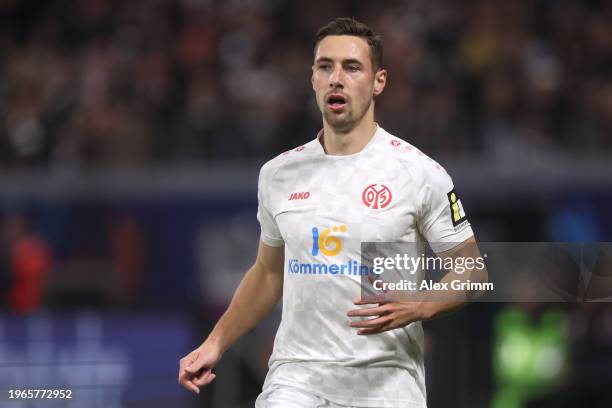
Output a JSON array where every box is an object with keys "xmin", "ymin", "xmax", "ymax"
[
  {"xmin": 288, "ymin": 259, "xmax": 371, "ymax": 276},
  {"xmin": 288, "ymin": 225, "xmax": 372, "ymax": 276}
]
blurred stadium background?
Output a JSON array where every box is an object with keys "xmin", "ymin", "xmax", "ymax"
[{"xmin": 0, "ymin": 0, "xmax": 611, "ymax": 407}]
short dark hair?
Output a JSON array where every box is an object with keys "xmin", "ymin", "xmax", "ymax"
[{"xmin": 315, "ymin": 17, "xmax": 383, "ymax": 71}]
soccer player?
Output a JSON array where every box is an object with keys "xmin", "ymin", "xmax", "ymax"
[{"xmin": 179, "ymin": 17, "xmax": 486, "ymax": 407}]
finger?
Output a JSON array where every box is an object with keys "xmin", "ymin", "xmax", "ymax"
[
  {"xmin": 386, "ymin": 291, "xmax": 417, "ymax": 302},
  {"xmin": 193, "ymin": 372, "xmax": 211, "ymax": 387},
  {"xmin": 357, "ymin": 322, "xmax": 395, "ymax": 335},
  {"xmin": 353, "ymin": 296, "xmax": 386, "ymax": 305},
  {"xmin": 181, "ymin": 351, "xmax": 201, "ymax": 374},
  {"xmin": 194, "ymin": 372, "xmax": 216, "ymax": 387},
  {"xmin": 347, "ymin": 305, "xmax": 388, "ymax": 317},
  {"xmin": 357, "ymin": 327, "xmax": 383, "ymax": 335},
  {"xmin": 179, "ymin": 375, "xmax": 201, "ymax": 394},
  {"xmin": 185, "ymin": 359, "xmax": 206, "ymax": 374},
  {"xmin": 178, "ymin": 366, "xmax": 194, "ymax": 384},
  {"xmin": 349, "ymin": 315, "xmax": 391, "ymax": 329},
  {"xmin": 186, "ymin": 381, "xmax": 201, "ymax": 394}
]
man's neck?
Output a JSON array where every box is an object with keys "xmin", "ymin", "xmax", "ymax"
[{"xmin": 321, "ymin": 113, "xmax": 377, "ymax": 156}]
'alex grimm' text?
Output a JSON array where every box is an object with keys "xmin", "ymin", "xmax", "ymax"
[{"xmin": 372, "ymin": 279, "xmax": 494, "ymax": 292}]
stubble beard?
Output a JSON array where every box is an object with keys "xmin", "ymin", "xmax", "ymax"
[{"xmin": 323, "ymin": 99, "xmax": 372, "ymax": 134}]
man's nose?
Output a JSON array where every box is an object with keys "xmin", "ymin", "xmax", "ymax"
[{"xmin": 329, "ymin": 65, "xmax": 344, "ymax": 88}]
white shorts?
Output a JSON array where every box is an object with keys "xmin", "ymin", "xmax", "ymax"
[{"xmin": 255, "ymin": 383, "xmax": 359, "ymax": 408}]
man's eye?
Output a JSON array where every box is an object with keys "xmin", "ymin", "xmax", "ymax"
[
  {"xmin": 347, "ymin": 65, "xmax": 360, "ymax": 71},
  {"xmin": 319, "ymin": 64, "xmax": 331, "ymax": 70}
]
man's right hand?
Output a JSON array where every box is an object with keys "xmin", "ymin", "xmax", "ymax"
[
  {"xmin": 178, "ymin": 342, "xmax": 222, "ymax": 394},
  {"xmin": 178, "ymin": 242, "xmax": 283, "ymax": 395}
]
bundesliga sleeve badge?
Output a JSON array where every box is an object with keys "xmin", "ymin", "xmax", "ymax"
[{"xmin": 447, "ymin": 188, "xmax": 468, "ymax": 226}]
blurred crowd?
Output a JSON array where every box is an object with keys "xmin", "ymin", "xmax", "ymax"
[{"xmin": 0, "ymin": 0, "xmax": 611, "ymax": 169}]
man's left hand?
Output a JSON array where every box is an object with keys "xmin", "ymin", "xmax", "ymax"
[{"xmin": 347, "ymin": 298, "xmax": 433, "ymax": 335}]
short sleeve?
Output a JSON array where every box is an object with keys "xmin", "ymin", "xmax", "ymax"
[
  {"xmin": 417, "ymin": 167, "xmax": 473, "ymax": 253},
  {"xmin": 257, "ymin": 166, "xmax": 284, "ymax": 247}
]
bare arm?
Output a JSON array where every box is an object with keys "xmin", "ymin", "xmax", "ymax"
[
  {"xmin": 421, "ymin": 236, "xmax": 488, "ymax": 319},
  {"xmin": 178, "ymin": 241, "xmax": 284, "ymax": 393},
  {"xmin": 207, "ymin": 241, "xmax": 284, "ymax": 352}
]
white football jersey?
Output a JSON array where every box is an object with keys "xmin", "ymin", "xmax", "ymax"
[{"xmin": 257, "ymin": 125, "xmax": 473, "ymax": 407}]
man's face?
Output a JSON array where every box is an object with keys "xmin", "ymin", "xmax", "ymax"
[{"xmin": 312, "ymin": 35, "xmax": 386, "ymax": 133}]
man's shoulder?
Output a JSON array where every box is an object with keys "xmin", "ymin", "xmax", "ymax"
[
  {"xmin": 259, "ymin": 139, "xmax": 320, "ymax": 180},
  {"xmin": 375, "ymin": 128, "xmax": 448, "ymax": 176}
]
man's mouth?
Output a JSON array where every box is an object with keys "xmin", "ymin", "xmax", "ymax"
[{"xmin": 326, "ymin": 94, "xmax": 348, "ymax": 112}]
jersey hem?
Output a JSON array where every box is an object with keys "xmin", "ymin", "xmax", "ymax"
[
  {"xmin": 428, "ymin": 227, "xmax": 474, "ymax": 253},
  {"xmin": 260, "ymin": 233, "xmax": 284, "ymax": 247}
]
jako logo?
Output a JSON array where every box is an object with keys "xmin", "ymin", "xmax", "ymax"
[
  {"xmin": 289, "ymin": 191, "xmax": 310, "ymax": 200},
  {"xmin": 362, "ymin": 183, "xmax": 392, "ymax": 209},
  {"xmin": 311, "ymin": 225, "xmax": 346, "ymax": 257}
]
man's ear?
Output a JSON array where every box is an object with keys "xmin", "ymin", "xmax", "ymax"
[
  {"xmin": 311, "ymin": 67, "xmax": 316, "ymax": 90},
  {"xmin": 373, "ymin": 69, "xmax": 387, "ymax": 96}
]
